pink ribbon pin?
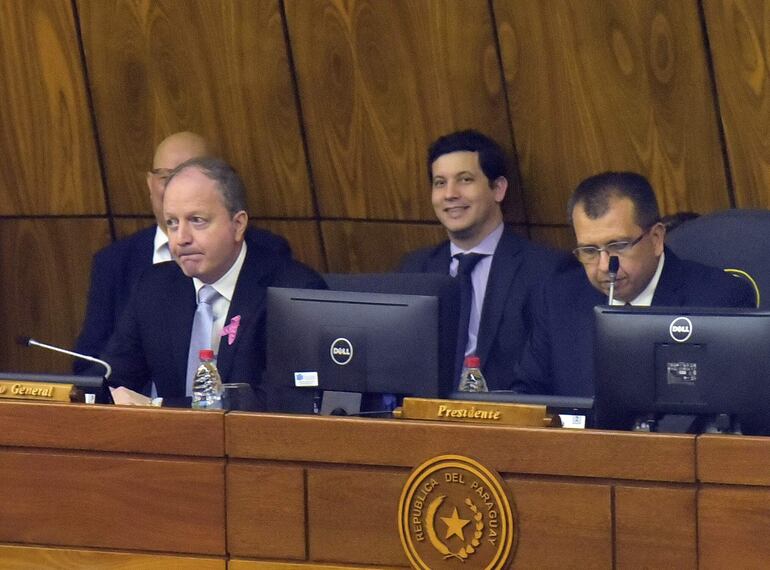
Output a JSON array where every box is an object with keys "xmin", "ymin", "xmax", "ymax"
[{"xmin": 221, "ymin": 315, "xmax": 241, "ymax": 345}]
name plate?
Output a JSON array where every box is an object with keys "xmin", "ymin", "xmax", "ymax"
[
  {"xmin": 393, "ymin": 397, "xmax": 560, "ymax": 428},
  {"xmin": 0, "ymin": 380, "xmax": 74, "ymax": 402}
]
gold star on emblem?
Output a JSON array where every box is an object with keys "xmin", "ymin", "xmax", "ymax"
[{"xmin": 441, "ymin": 506, "xmax": 470, "ymax": 541}]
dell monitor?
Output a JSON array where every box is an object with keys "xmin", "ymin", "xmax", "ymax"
[
  {"xmin": 594, "ymin": 306, "xmax": 770, "ymax": 432},
  {"xmin": 264, "ymin": 275, "xmax": 459, "ymax": 414}
]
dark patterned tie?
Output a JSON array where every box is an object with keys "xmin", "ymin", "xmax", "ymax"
[{"xmin": 453, "ymin": 253, "xmax": 488, "ymax": 384}]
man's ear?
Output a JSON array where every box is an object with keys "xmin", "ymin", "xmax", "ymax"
[
  {"xmin": 492, "ymin": 177, "xmax": 508, "ymax": 203},
  {"xmin": 233, "ymin": 211, "xmax": 249, "ymax": 240},
  {"xmin": 650, "ymin": 222, "xmax": 666, "ymax": 256}
]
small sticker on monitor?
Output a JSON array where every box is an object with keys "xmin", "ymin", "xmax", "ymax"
[
  {"xmin": 294, "ymin": 371, "xmax": 319, "ymax": 387},
  {"xmin": 667, "ymin": 361, "xmax": 697, "ymax": 385},
  {"xmin": 559, "ymin": 414, "xmax": 587, "ymax": 429}
]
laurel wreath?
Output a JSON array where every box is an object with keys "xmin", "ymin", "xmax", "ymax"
[{"xmin": 425, "ymin": 495, "xmax": 485, "ymax": 560}]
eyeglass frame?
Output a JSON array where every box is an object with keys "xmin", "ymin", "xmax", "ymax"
[
  {"xmin": 572, "ymin": 226, "xmax": 653, "ymax": 264},
  {"xmin": 148, "ymin": 167, "xmax": 173, "ymax": 180}
]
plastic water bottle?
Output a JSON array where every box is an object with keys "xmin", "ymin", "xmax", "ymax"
[
  {"xmin": 191, "ymin": 349, "xmax": 223, "ymax": 409},
  {"xmin": 458, "ymin": 355, "xmax": 488, "ymax": 393}
]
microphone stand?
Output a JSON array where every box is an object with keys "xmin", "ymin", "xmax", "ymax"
[
  {"xmin": 17, "ymin": 336, "xmax": 112, "ymax": 379},
  {"xmin": 607, "ymin": 256, "xmax": 620, "ymax": 305}
]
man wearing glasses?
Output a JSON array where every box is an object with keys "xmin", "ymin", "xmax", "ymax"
[{"xmin": 512, "ymin": 171, "xmax": 754, "ymax": 397}]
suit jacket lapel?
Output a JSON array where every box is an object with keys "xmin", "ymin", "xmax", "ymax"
[
  {"xmin": 215, "ymin": 245, "xmax": 273, "ymax": 381},
  {"xmin": 169, "ymin": 269, "xmax": 196, "ymax": 387},
  {"xmin": 651, "ymin": 249, "xmax": 684, "ymax": 305},
  {"xmin": 476, "ymin": 231, "xmax": 525, "ymax": 363},
  {"xmin": 425, "ymin": 242, "xmax": 451, "ymax": 273}
]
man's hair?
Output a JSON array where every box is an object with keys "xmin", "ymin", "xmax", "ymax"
[
  {"xmin": 166, "ymin": 156, "xmax": 248, "ymax": 215},
  {"xmin": 427, "ymin": 130, "xmax": 507, "ymax": 184},
  {"xmin": 567, "ymin": 171, "xmax": 660, "ymax": 228}
]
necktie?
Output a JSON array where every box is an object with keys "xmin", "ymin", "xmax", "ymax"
[
  {"xmin": 453, "ymin": 253, "xmax": 487, "ymax": 384},
  {"xmin": 185, "ymin": 285, "xmax": 220, "ymax": 396}
]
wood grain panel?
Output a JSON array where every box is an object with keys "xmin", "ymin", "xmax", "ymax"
[
  {"xmin": 0, "ymin": 545, "xmax": 224, "ymax": 569},
  {"xmin": 227, "ymin": 463, "xmax": 306, "ymax": 559},
  {"xmin": 286, "ymin": 0, "xmax": 523, "ymax": 222},
  {"xmin": 114, "ymin": 217, "xmax": 154, "ymax": 240},
  {"xmin": 703, "ymin": 0, "xmax": 770, "ymax": 208},
  {"xmin": 506, "ymin": 479, "xmax": 611, "ymax": 568},
  {"xmin": 252, "ymin": 220, "xmax": 326, "ymax": 273},
  {"xmin": 529, "ymin": 225, "xmax": 575, "ymax": 253},
  {"xmin": 321, "ymin": 221, "xmax": 447, "ymax": 273},
  {"xmin": 0, "ymin": 0, "xmax": 104, "ymax": 215},
  {"xmin": 615, "ymin": 486, "xmax": 696, "ymax": 568},
  {"xmin": 0, "ymin": 401, "xmax": 225, "ymax": 457},
  {"xmin": 495, "ymin": 0, "xmax": 730, "ymax": 223},
  {"xmin": 698, "ymin": 486, "xmax": 770, "ymax": 568},
  {"xmin": 307, "ymin": 467, "xmax": 407, "ymax": 566},
  {"xmin": 0, "ymin": 450, "xmax": 225, "ymax": 555},
  {"xmin": 0, "ymin": 219, "xmax": 111, "ymax": 373},
  {"xmin": 78, "ymin": 0, "xmax": 311, "ymax": 217},
  {"xmin": 226, "ymin": 414, "xmax": 696, "ymax": 482},
  {"xmin": 698, "ymin": 434, "xmax": 770, "ymax": 485}
]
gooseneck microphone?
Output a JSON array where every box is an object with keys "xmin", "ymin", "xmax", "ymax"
[
  {"xmin": 607, "ymin": 256, "xmax": 620, "ymax": 305},
  {"xmin": 16, "ymin": 336, "xmax": 112, "ymax": 380}
]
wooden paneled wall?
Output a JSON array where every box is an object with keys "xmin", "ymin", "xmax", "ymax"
[{"xmin": 1, "ymin": 0, "xmax": 768, "ymax": 372}]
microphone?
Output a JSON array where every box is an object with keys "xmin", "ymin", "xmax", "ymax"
[
  {"xmin": 607, "ymin": 256, "xmax": 620, "ymax": 305},
  {"xmin": 16, "ymin": 336, "xmax": 112, "ymax": 379}
]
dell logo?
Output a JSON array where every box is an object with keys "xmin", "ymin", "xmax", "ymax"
[
  {"xmin": 330, "ymin": 337, "xmax": 354, "ymax": 365},
  {"xmin": 669, "ymin": 317, "xmax": 693, "ymax": 343}
]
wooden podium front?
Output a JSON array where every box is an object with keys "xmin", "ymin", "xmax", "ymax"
[
  {"xmin": 225, "ymin": 413, "xmax": 696, "ymax": 568},
  {"xmin": 0, "ymin": 400, "xmax": 226, "ymax": 568},
  {"xmin": 2, "ymin": 400, "xmax": 770, "ymax": 568}
]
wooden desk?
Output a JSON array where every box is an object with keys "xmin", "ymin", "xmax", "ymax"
[
  {"xmin": 697, "ymin": 435, "xmax": 770, "ymax": 568},
  {"xmin": 0, "ymin": 400, "xmax": 226, "ymax": 568},
  {"xmin": 225, "ymin": 412, "xmax": 696, "ymax": 568},
  {"xmin": 11, "ymin": 401, "xmax": 770, "ymax": 568}
]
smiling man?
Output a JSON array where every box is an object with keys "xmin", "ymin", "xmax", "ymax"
[
  {"xmin": 399, "ymin": 130, "xmax": 562, "ymax": 390},
  {"xmin": 513, "ymin": 171, "xmax": 754, "ymax": 397},
  {"xmin": 101, "ymin": 157, "xmax": 325, "ymax": 404}
]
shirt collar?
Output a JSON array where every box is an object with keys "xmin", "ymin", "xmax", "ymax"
[
  {"xmin": 449, "ymin": 223, "xmax": 504, "ymax": 257},
  {"xmin": 616, "ymin": 250, "xmax": 665, "ymax": 306},
  {"xmin": 192, "ymin": 241, "xmax": 247, "ymax": 303},
  {"xmin": 152, "ymin": 226, "xmax": 172, "ymax": 264}
]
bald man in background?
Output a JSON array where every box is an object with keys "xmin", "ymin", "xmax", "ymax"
[{"xmin": 74, "ymin": 132, "xmax": 289, "ymax": 373}]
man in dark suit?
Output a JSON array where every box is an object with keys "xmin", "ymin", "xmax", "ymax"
[
  {"xmin": 399, "ymin": 130, "xmax": 562, "ymax": 390},
  {"xmin": 74, "ymin": 132, "xmax": 212, "ymax": 371},
  {"xmin": 102, "ymin": 157, "xmax": 325, "ymax": 404},
  {"xmin": 513, "ymin": 171, "xmax": 755, "ymax": 397},
  {"xmin": 75, "ymin": 132, "xmax": 290, "ymax": 374}
]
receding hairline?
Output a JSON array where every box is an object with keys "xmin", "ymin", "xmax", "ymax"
[{"xmin": 153, "ymin": 131, "xmax": 211, "ymax": 168}]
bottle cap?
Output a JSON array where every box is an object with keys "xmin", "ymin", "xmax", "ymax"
[
  {"xmin": 464, "ymin": 355, "xmax": 481, "ymax": 368},
  {"xmin": 199, "ymin": 349, "xmax": 215, "ymax": 360}
]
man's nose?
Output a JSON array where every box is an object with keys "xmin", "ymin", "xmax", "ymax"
[
  {"xmin": 444, "ymin": 181, "xmax": 460, "ymax": 199},
  {"xmin": 176, "ymin": 221, "xmax": 193, "ymax": 245},
  {"xmin": 597, "ymin": 249, "xmax": 611, "ymax": 272}
]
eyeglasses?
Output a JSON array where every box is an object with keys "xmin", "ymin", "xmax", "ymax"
[
  {"xmin": 148, "ymin": 167, "xmax": 173, "ymax": 181},
  {"xmin": 572, "ymin": 230, "xmax": 648, "ymax": 264}
]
